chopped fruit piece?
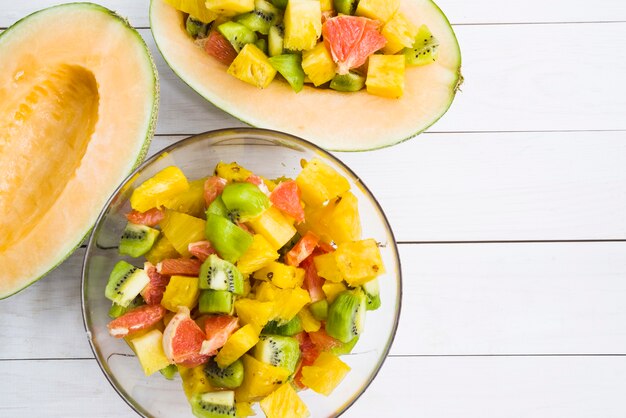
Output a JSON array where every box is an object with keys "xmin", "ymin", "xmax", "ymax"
[
  {"xmin": 330, "ymin": 71, "xmax": 365, "ymax": 92},
  {"xmin": 362, "ymin": 277, "xmax": 381, "ymax": 310},
  {"xmin": 268, "ymin": 54, "xmax": 305, "ymax": 93},
  {"xmin": 125, "ymin": 207, "xmax": 165, "ymax": 227},
  {"xmin": 145, "ymin": 235, "xmax": 180, "ymax": 265},
  {"xmin": 301, "ymin": 42, "xmax": 336, "ymax": 87},
  {"xmin": 262, "ymin": 316, "xmax": 303, "ymax": 336},
  {"xmin": 322, "ymin": 15, "xmax": 387, "ymax": 75},
  {"xmin": 235, "ymin": 0, "xmax": 281, "ymax": 35},
  {"xmin": 188, "ymin": 240, "xmax": 217, "ymax": 262},
  {"xmin": 141, "ymin": 262, "xmax": 170, "ymax": 305},
  {"xmin": 236, "ymin": 234, "xmax": 279, "ymax": 275},
  {"xmin": 255, "ymin": 282, "xmax": 311, "ymax": 321},
  {"xmin": 325, "ymin": 290, "xmax": 365, "ymax": 343},
  {"xmin": 205, "ymin": 357, "xmax": 245, "ymax": 388},
  {"xmin": 235, "ymin": 354, "xmax": 291, "ymax": 402},
  {"xmin": 222, "ymin": 182, "xmax": 270, "ymax": 222},
  {"xmin": 206, "ymin": 0, "xmax": 255, "ymax": 16},
  {"xmin": 313, "ymin": 252, "xmax": 342, "ymax": 283},
  {"xmin": 130, "ymin": 329, "xmax": 172, "ymax": 376},
  {"xmin": 254, "ymin": 335, "xmax": 301, "ymax": 373},
  {"xmin": 216, "ymin": 162, "xmax": 254, "ymax": 182},
  {"xmin": 381, "ymin": 12, "xmax": 417, "ymax": 54},
  {"xmin": 163, "ymin": 306, "xmax": 206, "ymax": 364},
  {"xmin": 206, "ymin": 214, "xmax": 254, "ymax": 263},
  {"xmin": 107, "ymin": 304, "xmax": 167, "ymax": 338},
  {"xmin": 118, "ymin": 222, "xmax": 160, "ymax": 258},
  {"xmin": 355, "ymin": 0, "xmax": 399, "ymax": 23},
  {"xmin": 283, "ymin": 0, "xmax": 322, "ymax": 51},
  {"xmin": 366, "ymin": 54, "xmax": 405, "ymax": 98},
  {"xmin": 130, "ymin": 166, "xmax": 190, "ymax": 213},
  {"xmin": 105, "ymin": 261, "xmax": 150, "ymax": 308},
  {"xmin": 285, "ymin": 231, "xmax": 319, "ymax": 266},
  {"xmin": 201, "ymin": 315, "xmax": 240, "ymax": 355},
  {"xmin": 157, "ymin": 258, "xmax": 202, "ymax": 276},
  {"xmin": 253, "ymin": 261, "xmax": 305, "ymax": 289},
  {"xmin": 205, "ymin": 29, "xmax": 239, "ymax": 66},
  {"xmin": 235, "ymin": 298, "xmax": 275, "ymax": 332},
  {"xmin": 300, "ymin": 254, "xmax": 325, "ymax": 302},
  {"xmin": 404, "ymin": 24, "xmax": 440, "ymax": 66},
  {"xmin": 295, "ymin": 159, "xmax": 350, "ymax": 207},
  {"xmin": 293, "ymin": 332, "xmax": 320, "ymax": 388},
  {"xmin": 199, "ymin": 254, "xmax": 244, "ymax": 294},
  {"xmin": 335, "ymin": 238, "xmax": 385, "ymax": 286},
  {"xmin": 322, "ymin": 281, "xmax": 347, "ymax": 303},
  {"xmin": 215, "ymin": 324, "xmax": 260, "ymax": 368},
  {"xmin": 269, "ymin": 180, "xmax": 304, "ymax": 223},
  {"xmin": 308, "ymin": 328, "xmax": 342, "ymax": 351},
  {"xmin": 308, "ymin": 299, "xmax": 328, "ymax": 321},
  {"xmin": 260, "ymin": 382, "xmax": 310, "ymax": 418},
  {"xmin": 227, "ymin": 43, "xmax": 277, "ymax": 88},
  {"xmin": 300, "ymin": 191, "xmax": 362, "ymax": 244},
  {"xmin": 186, "ymin": 15, "xmax": 208, "ymax": 37},
  {"xmin": 160, "ymin": 209, "xmax": 207, "ymax": 257},
  {"xmin": 160, "ymin": 275, "xmax": 200, "ymax": 311},
  {"xmin": 301, "ymin": 351, "xmax": 350, "ymax": 395},
  {"xmin": 236, "ymin": 401, "xmax": 255, "ymax": 417},
  {"xmin": 298, "ymin": 307, "xmax": 321, "ymax": 332},
  {"xmin": 204, "ymin": 176, "xmax": 228, "ymax": 208},
  {"xmin": 246, "ymin": 206, "xmax": 296, "ymax": 249},
  {"xmin": 164, "ymin": 0, "xmax": 218, "ymax": 23},
  {"xmin": 162, "ymin": 178, "xmax": 207, "ymax": 218},
  {"xmin": 190, "ymin": 391, "xmax": 237, "ymax": 417},
  {"xmin": 199, "ymin": 289, "xmax": 234, "ymax": 314},
  {"xmin": 178, "ymin": 364, "xmax": 214, "ymax": 399}
]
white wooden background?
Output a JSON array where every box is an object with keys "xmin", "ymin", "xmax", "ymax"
[{"xmin": 2, "ymin": 0, "xmax": 626, "ymax": 416}]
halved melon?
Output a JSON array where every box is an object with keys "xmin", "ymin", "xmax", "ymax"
[
  {"xmin": 0, "ymin": 4, "xmax": 159, "ymax": 298},
  {"xmin": 150, "ymin": 0, "xmax": 460, "ymax": 151}
]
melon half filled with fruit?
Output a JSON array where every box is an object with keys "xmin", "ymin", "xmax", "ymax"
[{"xmin": 150, "ymin": 0, "xmax": 461, "ymax": 150}]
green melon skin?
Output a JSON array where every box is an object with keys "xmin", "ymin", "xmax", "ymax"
[
  {"xmin": 0, "ymin": 3, "xmax": 159, "ymax": 299},
  {"xmin": 150, "ymin": 0, "xmax": 461, "ymax": 151}
]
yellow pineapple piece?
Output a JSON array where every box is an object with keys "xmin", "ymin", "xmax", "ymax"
[
  {"xmin": 215, "ymin": 161, "xmax": 253, "ymax": 183},
  {"xmin": 255, "ymin": 282, "xmax": 311, "ymax": 321},
  {"xmin": 301, "ymin": 42, "xmax": 336, "ymax": 87},
  {"xmin": 235, "ymin": 298, "xmax": 275, "ymax": 332},
  {"xmin": 130, "ymin": 166, "xmax": 190, "ymax": 213},
  {"xmin": 260, "ymin": 383, "xmax": 310, "ymax": 418},
  {"xmin": 160, "ymin": 275, "xmax": 200, "ymax": 311},
  {"xmin": 235, "ymin": 354, "xmax": 291, "ymax": 402},
  {"xmin": 253, "ymin": 261, "xmax": 305, "ymax": 289},
  {"xmin": 301, "ymin": 351, "xmax": 351, "ymax": 395},
  {"xmin": 298, "ymin": 307, "xmax": 321, "ymax": 332},
  {"xmin": 299, "ymin": 191, "xmax": 361, "ymax": 244},
  {"xmin": 366, "ymin": 54, "xmax": 405, "ymax": 98},
  {"xmin": 355, "ymin": 0, "xmax": 399, "ymax": 23},
  {"xmin": 313, "ymin": 252, "xmax": 342, "ymax": 282},
  {"xmin": 216, "ymin": 324, "xmax": 260, "ymax": 368},
  {"xmin": 206, "ymin": 0, "xmax": 254, "ymax": 15},
  {"xmin": 320, "ymin": 0, "xmax": 333, "ymax": 12},
  {"xmin": 228, "ymin": 43, "xmax": 277, "ymax": 88},
  {"xmin": 236, "ymin": 401, "xmax": 256, "ymax": 417},
  {"xmin": 160, "ymin": 209, "xmax": 206, "ymax": 257},
  {"xmin": 335, "ymin": 238, "xmax": 385, "ymax": 286},
  {"xmin": 237, "ymin": 234, "xmax": 279, "ymax": 275},
  {"xmin": 284, "ymin": 0, "xmax": 322, "ymax": 51},
  {"xmin": 381, "ymin": 12, "xmax": 418, "ymax": 54},
  {"xmin": 145, "ymin": 235, "xmax": 180, "ymax": 265},
  {"xmin": 295, "ymin": 159, "xmax": 350, "ymax": 206},
  {"xmin": 178, "ymin": 364, "xmax": 214, "ymax": 399},
  {"xmin": 162, "ymin": 177, "xmax": 207, "ymax": 218},
  {"xmin": 322, "ymin": 281, "xmax": 347, "ymax": 303},
  {"xmin": 247, "ymin": 206, "xmax": 296, "ymax": 249},
  {"xmin": 130, "ymin": 329, "xmax": 172, "ymax": 376},
  {"xmin": 165, "ymin": 0, "xmax": 218, "ymax": 22}
]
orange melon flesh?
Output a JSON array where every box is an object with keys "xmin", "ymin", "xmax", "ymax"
[
  {"xmin": 0, "ymin": 4, "xmax": 158, "ymax": 298},
  {"xmin": 150, "ymin": 0, "xmax": 461, "ymax": 151}
]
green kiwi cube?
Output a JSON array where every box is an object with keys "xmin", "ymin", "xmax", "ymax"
[
  {"xmin": 207, "ymin": 196, "xmax": 229, "ymax": 218},
  {"xmin": 255, "ymin": 38, "xmax": 268, "ymax": 54},
  {"xmin": 204, "ymin": 358, "xmax": 244, "ymax": 389},
  {"xmin": 268, "ymin": 24, "xmax": 284, "ymax": 57},
  {"xmin": 205, "ymin": 214, "xmax": 254, "ymax": 263},
  {"xmin": 262, "ymin": 316, "xmax": 303, "ymax": 336},
  {"xmin": 325, "ymin": 289, "xmax": 366, "ymax": 343},
  {"xmin": 404, "ymin": 24, "xmax": 440, "ymax": 66},
  {"xmin": 118, "ymin": 222, "xmax": 160, "ymax": 258},
  {"xmin": 199, "ymin": 289, "xmax": 235, "ymax": 314},
  {"xmin": 235, "ymin": 0, "xmax": 280, "ymax": 35},
  {"xmin": 362, "ymin": 278, "xmax": 381, "ymax": 311},
  {"xmin": 334, "ymin": 0, "xmax": 357, "ymax": 15},
  {"xmin": 221, "ymin": 182, "xmax": 269, "ymax": 221},
  {"xmin": 254, "ymin": 335, "xmax": 301, "ymax": 373},
  {"xmin": 190, "ymin": 391, "xmax": 236, "ymax": 418},
  {"xmin": 159, "ymin": 364, "xmax": 178, "ymax": 380},
  {"xmin": 108, "ymin": 296, "xmax": 144, "ymax": 319},
  {"xmin": 268, "ymin": 54, "xmax": 305, "ymax": 93},
  {"xmin": 199, "ymin": 254, "xmax": 244, "ymax": 295},
  {"xmin": 104, "ymin": 261, "xmax": 150, "ymax": 307},
  {"xmin": 330, "ymin": 71, "xmax": 365, "ymax": 92},
  {"xmin": 308, "ymin": 299, "xmax": 328, "ymax": 321},
  {"xmin": 186, "ymin": 15, "xmax": 208, "ymax": 38},
  {"xmin": 218, "ymin": 21, "xmax": 258, "ymax": 53}
]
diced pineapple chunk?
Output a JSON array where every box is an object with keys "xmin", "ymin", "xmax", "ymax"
[
  {"xmin": 260, "ymin": 382, "xmax": 310, "ymax": 418},
  {"xmin": 295, "ymin": 158, "xmax": 350, "ymax": 206},
  {"xmin": 301, "ymin": 351, "xmax": 351, "ymax": 395},
  {"xmin": 237, "ymin": 234, "xmax": 279, "ymax": 275},
  {"xmin": 130, "ymin": 329, "xmax": 172, "ymax": 376},
  {"xmin": 322, "ymin": 281, "xmax": 347, "ymax": 303},
  {"xmin": 253, "ymin": 261, "xmax": 305, "ymax": 289},
  {"xmin": 299, "ymin": 191, "xmax": 361, "ymax": 244},
  {"xmin": 162, "ymin": 178, "xmax": 206, "ymax": 218},
  {"xmin": 284, "ymin": 0, "xmax": 322, "ymax": 51},
  {"xmin": 335, "ymin": 238, "xmax": 385, "ymax": 286},
  {"xmin": 355, "ymin": 0, "xmax": 399, "ymax": 23},
  {"xmin": 298, "ymin": 307, "xmax": 321, "ymax": 332},
  {"xmin": 160, "ymin": 275, "xmax": 200, "ymax": 311},
  {"xmin": 215, "ymin": 161, "xmax": 253, "ymax": 182},
  {"xmin": 236, "ymin": 401, "xmax": 256, "ymax": 417},
  {"xmin": 319, "ymin": 0, "xmax": 333, "ymax": 12},
  {"xmin": 235, "ymin": 298, "xmax": 275, "ymax": 332},
  {"xmin": 366, "ymin": 54, "xmax": 405, "ymax": 98},
  {"xmin": 235, "ymin": 354, "xmax": 291, "ymax": 402},
  {"xmin": 130, "ymin": 166, "xmax": 190, "ymax": 213},
  {"xmin": 160, "ymin": 209, "xmax": 206, "ymax": 257},
  {"xmin": 165, "ymin": 0, "xmax": 219, "ymax": 22},
  {"xmin": 145, "ymin": 235, "xmax": 180, "ymax": 265},
  {"xmin": 178, "ymin": 364, "xmax": 214, "ymax": 399},
  {"xmin": 301, "ymin": 42, "xmax": 336, "ymax": 87},
  {"xmin": 215, "ymin": 324, "xmax": 260, "ymax": 368},
  {"xmin": 228, "ymin": 43, "xmax": 277, "ymax": 88},
  {"xmin": 255, "ymin": 282, "xmax": 311, "ymax": 321},
  {"xmin": 206, "ymin": 0, "xmax": 254, "ymax": 16},
  {"xmin": 313, "ymin": 252, "xmax": 342, "ymax": 282},
  {"xmin": 247, "ymin": 206, "xmax": 296, "ymax": 249},
  {"xmin": 381, "ymin": 12, "xmax": 418, "ymax": 54}
]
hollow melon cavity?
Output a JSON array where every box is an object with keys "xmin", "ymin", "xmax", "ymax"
[
  {"xmin": 0, "ymin": 4, "xmax": 159, "ymax": 298},
  {"xmin": 150, "ymin": 0, "xmax": 460, "ymax": 151}
]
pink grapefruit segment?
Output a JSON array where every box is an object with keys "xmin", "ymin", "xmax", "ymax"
[
  {"xmin": 269, "ymin": 180, "xmax": 305, "ymax": 223},
  {"xmin": 157, "ymin": 257, "xmax": 202, "ymax": 276},
  {"xmin": 200, "ymin": 315, "xmax": 240, "ymax": 356},
  {"xmin": 188, "ymin": 240, "xmax": 217, "ymax": 262},
  {"xmin": 141, "ymin": 262, "xmax": 170, "ymax": 305},
  {"xmin": 107, "ymin": 304, "xmax": 166, "ymax": 338},
  {"xmin": 203, "ymin": 176, "xmax": 228, "ymax": 207},
  {"xmin": 125, "ymin": 207, "xmax": 165, "ymax": 227},
  {"xmin": 162, "ymin": 307, "xmax": 207, "ymax": 364}
]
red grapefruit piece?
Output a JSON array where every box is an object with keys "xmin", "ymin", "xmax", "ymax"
[
  {"xmin": 322, "ymin": 15, "xmax": 387, "ymax": 74},
  {"xmin": 107, "ymin": 304, "xmax": 166, "ymax": 338},
  {"xmin": 246, "ymin": 175, "xmax": 270, "ymax": 195},
  {"xmin": 286, "ymin": 231, "xmax": 319, "ymax": 267},
  {"xmin": 309, "ymin": 328, "xmax": 342, "ymax": 351},
  {"xmin": 300, "ymin": 251, "xmax": 325, "ymax": 302},
  {"xmin": 203, "ymin": 175, "xmax": 228, "ymax": 207},
  {"xmin": 269, "ymin": 180, "xmax": 305, "ymax": 223},
  {"xmin": 188, "ymin": 240, "xmax": 217, "ymax": 262},
  {"xmin": 162, "ymin": 307, "xmax": 206, "ymax": 363},
  {"xmin": 125, "ymin": 207, "xmax": 165, "ymax": 227},
  {"xmin": 178, "ymin": 352, "xmax": 210, "ymax": 367},
  {"xmin": 204, "ymin": 30, "xmax": 238, "ymax": 66},
  {"xmin": 294, "ymin": 332, "xmax": 321, "ymax": 388},
  {"xmin": 156, "ymin": 257, "xmax": 202, "ymax": 276},
  {"xmin": 200, "ymin": 314, "xmax": 240, "ymax": 356},
  {"xmin": 141, "ymin": 262, "xmax": 170, "ymax": 305}
]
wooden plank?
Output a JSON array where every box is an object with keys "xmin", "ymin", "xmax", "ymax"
[
  {"xmin": 149, "ymin": 131, "xmax": 626, "ymax": 242},
  {"xmin": 3, "ymin": 242, "xmax": 626, "ymax": 360},
  {"xmin": 2, "ymin": 355, "xmax": 626, "ymax": 417},
  {"xmin": 3, "ymin": 0, "xmax": 626, "ymax": 27}
]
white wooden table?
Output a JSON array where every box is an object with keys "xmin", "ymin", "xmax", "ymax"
[{"xmin": 3, "ymin": 1, "xmax": 626, "ymax": 416}]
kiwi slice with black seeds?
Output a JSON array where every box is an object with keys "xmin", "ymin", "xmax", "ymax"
[
  {"xmin": 362, "ymin": 278, "xmax": 381, "ymax": 311},
  {"xmin": 204, "ymin": 358, "xmax": 244, "ymax": 389},
  {"xmin": 199, "ymin": 254, "xmax": 244, "ymax": 295},
  {"xmin": 330, "ymin": 71, "xmax": 365, "ymax": 92},
  {"xmin": 190, "ymin": 391, "xmax": 236, "ymax": 418},
  {"xmin": 199, "ymin": 289, "xmax": 234, "ymax": 314},
  {"xmin": 235, "ymin": 0, "xmax": 281, "ymax": 35},
  {"xmin": 325, "ymin": 289, "xmax": 366, "ymax": 343},
  {"xmin": 404, "ymin": 24, "xmax": 440, "ymax": 66},
  {"xmin": 334, "ymin": 0, "xmax": 357, "ymax": 15},
  {"xmin": 118, "ymin": 222, "xmax": 160, "ymax": 258},
  {"xmin": 254, "ymin": 334, "xmax": 301, "ymax": 373},
  {"xmin": 262, "ymin": 316, "xmax": 303, "ymax": 336},
  {"xmin": 108, "ymin": 295, "xmax": 144, "ymax": 319},
  {"xmin": 186, "ymin": 15, "xmax": 208, "ymax": 38},
  {"xmin": 104, "ymin": 260, "xmax": 150, "ymax": 307},
  {"xmin": 221, "ymin": 182, "xmax": 269, "ymax": 222},
  {"xmin": 268, "ymin": 54, "xmax": 305, "ymax": 92},
  {"xmin": 217, "ymin": 21, "xmax": 258, "ymax": 53}
]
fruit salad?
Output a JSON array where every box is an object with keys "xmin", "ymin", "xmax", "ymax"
[
  {"xmin": 165, "ymin": 0, "xmax": 439, "ymax": 98},
  {"xmin": 104, "ymin": 158, "xmax": 385, "ymax": 418}
]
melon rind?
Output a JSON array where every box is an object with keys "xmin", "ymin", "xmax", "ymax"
[
  {"xmin": 0, "ymin": 3, "xmax": 159, "ymax": 299},
  {"xmin": 150, "ymin": 0, "xmax": 461, "ymax": 151}
]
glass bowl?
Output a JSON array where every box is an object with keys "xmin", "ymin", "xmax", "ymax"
[{"xmin": 82, "ymin": 128, "xmax": 402, "ymax": 417}]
